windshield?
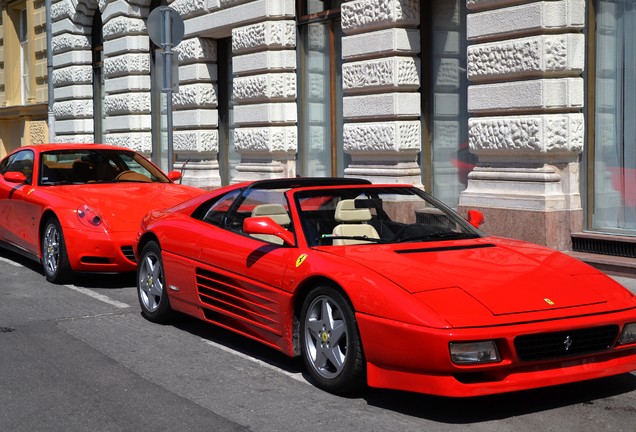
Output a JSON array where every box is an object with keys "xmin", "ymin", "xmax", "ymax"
[
  {"xmin": 38, "ymin": 149, "xmax": 170, "ymax": 185},
  {"xmin": 294, "ymin": 186, "xmax": 482, "ymax": 247}
]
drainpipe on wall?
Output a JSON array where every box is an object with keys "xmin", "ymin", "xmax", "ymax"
[{"xmin": 45, "ymin": 0, "xmax": 55, "ymax": 143}]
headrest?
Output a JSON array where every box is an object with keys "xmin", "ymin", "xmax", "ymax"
[
  {"xmin": 334, "ymin": 199, "xmax": 371, "ymax": 223},
  {"xmin": 251, "ymin": 204, "xmax": 291, "ymax": 226}
]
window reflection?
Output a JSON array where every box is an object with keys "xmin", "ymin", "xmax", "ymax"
[
  {"xmin": 427, "ymin": 0, "xmax": 471, "ymax": 208},
  {"xmin": 297, "ymin": 2, "xmax": 347, "ymax": 177},
  {"xmin": 593, "ymin": 0, "xmax": 636, "ymax": 232}
]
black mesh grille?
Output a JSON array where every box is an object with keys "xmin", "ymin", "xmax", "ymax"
[
  {"xmin": 514, "ymin": 325, "xmax": 619, "ymax": 362},
  {"xmin": 121, "ymin": 246, "xmax": 136, "ymax": 262}
]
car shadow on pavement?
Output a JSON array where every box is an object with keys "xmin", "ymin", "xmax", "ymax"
[
  {"xmin": 73, "ymin": 271, "xmax": 136, "ymax": 289},
  {"xmin": 168, "ymin": 313, "xmax": 306, "ymax": 377},
  {"xmin": 0, "ymin": 248, "xmax": 45, "ymax": 275},
  {"xmin": 363, "ymin": 373, "xmax": 636, "ymax": 423},
  {"xmin": 0, "ymin": 248, "xmax": 137, "ymax": 289}
]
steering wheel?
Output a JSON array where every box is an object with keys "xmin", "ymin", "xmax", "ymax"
[{"xmin": 114, "ymin": 170, "xmax": 151, "ymax": 182}]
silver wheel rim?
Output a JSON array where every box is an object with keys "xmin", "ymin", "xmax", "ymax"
[
  {"xmin": 139, "ymin": 251, "xmax": 164, "ymax": 312},
  {"xmin": 304, "ymin": 295, "xmax": 348, "ymax": 379},
  {"xmin": 43, "ymin": 223, "xmax": 60, "ymax": 276}
]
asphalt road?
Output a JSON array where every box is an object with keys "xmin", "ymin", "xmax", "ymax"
[{"xmin": 1, "ymin": 249, "xmax": 635, "ymax": 432}]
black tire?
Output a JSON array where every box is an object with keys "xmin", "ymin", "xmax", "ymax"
[
  {"xmin": 137, "ymin": 241, "xmax": 173, "ymax": 323},
  {"xmin": 300, "ymin": 286, "xmax": 366, "ymax": 394},
  {"xmin": 41, "ymin": 217, "xmax": 73, "ymax": 284}
]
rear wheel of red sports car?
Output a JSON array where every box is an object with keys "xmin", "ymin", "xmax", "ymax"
[
  {"xmin": 41, "ymin": 218, "xmax": 73, "ymax": 284},
  {"xmin": 137, "ymin": 241, "xmax": 173, "ymax": 323},
  {"xmin": 300, "ymin": 286, "xmax": 365, "ymax": 394}
]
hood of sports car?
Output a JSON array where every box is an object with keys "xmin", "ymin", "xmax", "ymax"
[
  {"xmin": 321, "ymin": 238, "xmax": 635, "ymax": 327},
  {"xmin": 52, "ymin": 183, "xmax": 203, "ymax": 230}
]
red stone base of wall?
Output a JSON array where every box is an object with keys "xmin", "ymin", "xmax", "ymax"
[{"xmin": 457, "ymin": 206, "xmax": 583, "ymax": 251}]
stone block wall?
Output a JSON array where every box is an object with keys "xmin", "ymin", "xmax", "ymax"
[
  {"xmin": 231, "ymin": 19, "xmax": 297, "ymax": 182},
  {"xmin": 50, "ymin": 0, "xmax": 97, "ymax": 143},
  {"xmin": 50, "ymin": 0, "xmax": 298, "ymax": 186},
  {"xmin": 459, "ymin": 0, "xmax": 586, "ymax": 249},
  {"xmin": 102, "ymin": 5, "xmax": 152, "ymax": 152},
  {"xmin": 341, "ymin": 0, "xmax": 423, "ymax": 186}
]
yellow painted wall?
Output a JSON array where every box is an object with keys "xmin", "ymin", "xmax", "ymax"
[{"xmin": 0, "ymin": 0, "xmax": 49, "ymax": 155}]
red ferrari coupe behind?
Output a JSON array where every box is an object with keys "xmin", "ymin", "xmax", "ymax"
[{"xmin": 0, "ymin": 144, "xmax": 205, "ymax": 283}]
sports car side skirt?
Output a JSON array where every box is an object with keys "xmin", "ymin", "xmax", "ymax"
[{"xmin": 0, "ymin": 240, "xmax": 40, "ymax": 264}]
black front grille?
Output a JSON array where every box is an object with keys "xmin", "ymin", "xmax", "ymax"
[
  {"xmin": 514, "ymin": 325, "xmax": 619, "ymax": 362},
  {"xmin": 121, "ymin": 246, "xmax": 136, "ymax": 263}
]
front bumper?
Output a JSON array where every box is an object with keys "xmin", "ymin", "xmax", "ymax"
[
  {"xmin": 63, "ymin": 227, "xmax": 137, "ymax": 273},
  {"xmin": 357, "ymin": 309, "xmax": 636, "ymax": 397}
]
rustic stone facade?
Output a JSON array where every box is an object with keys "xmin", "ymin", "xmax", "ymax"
[
  {"xmin": 41, "ymin": 0, "xmax": 608, "ymax": 250},
  {"xmin": 459, "ymin": 0, "xmax": 586, "ymax": 249}
]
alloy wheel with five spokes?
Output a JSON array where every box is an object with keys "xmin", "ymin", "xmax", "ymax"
[
  {"xmin": 137, "ymin": 241, "xmax": 173, "ymax": 323},
  {"xmin": 42, "ymin": 218, "xmax": 72, "ymax": 284},
  {"xmin": 300, "ymin": 286, "xmax": 365, "ymax": 394}
]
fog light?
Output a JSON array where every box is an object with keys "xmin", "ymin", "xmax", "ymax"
[
  {"xmin": 617, "ymin": 322, "xmax": 636, "ymax": 346},
  {"xmin": 450, "ymin": 341, "xmax": 500, "ymax": 365}
]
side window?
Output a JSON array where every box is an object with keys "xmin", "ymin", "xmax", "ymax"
[
  {"xmin": 1, "ymin": 150, "xmax": 34, "ymax": 184},
  {"xmin": 225, "ymin": 189, "xmax": 289, "ymax": 232},
  {"xmin": 0, "ymin": 157, "xmax": 9, "ymax": 173},
  {"xmin": 230, "ymin": 189, "xmax": 292, "ymax": 244},
  {"xmin": 195, "ymin": 189, "xmax": 242, "ymax": 227}
]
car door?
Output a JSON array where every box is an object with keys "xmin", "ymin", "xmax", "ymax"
[
  {"xmin": 0, "ymin": 150, "xmax": 39, "ymax": 253},
  {"xmin": 193, "ymin": 187, "xmax": 296, "ymax": 343}
]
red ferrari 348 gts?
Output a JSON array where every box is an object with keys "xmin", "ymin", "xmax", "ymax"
[
  {"xmin": 134, "ymin": 178, "xmax": 636, "ymax": 397},
  {"xmin": 0, "ymin": 144, "xmax": 205, "ymax": 283}
]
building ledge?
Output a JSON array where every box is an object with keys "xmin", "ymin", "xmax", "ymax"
[{"xmin": 0, "ymin": 103, "xmax": 48, "ymax": 120}]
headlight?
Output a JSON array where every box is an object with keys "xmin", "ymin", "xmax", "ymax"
[
  {"xmin": 450, "ymin": 341, "xmax": 500, "ymax": 365},
  {"xmin": 617, "ymin": 322, "xmax": 636, "ymax": 346},
  {"xmin": 76, "ymin": 205, "xmax": 103, "ymax": 227}
]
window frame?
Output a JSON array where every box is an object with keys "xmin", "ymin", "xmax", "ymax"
[{"xmin": 296, "ymin": 1, "xmax": 346, "ymax": 177}]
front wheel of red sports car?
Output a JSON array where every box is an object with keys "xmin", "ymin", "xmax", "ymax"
[
  {"xmin": 300, "ymin": 286, "xmax": 366, "ymax": 394},
  {"xmin": 137, "ymin": 241, "xmax": 173, "ymax": 323},
  {"xmin": 41, "ymin": 217, "xmax": 73, "ymax": 284}
]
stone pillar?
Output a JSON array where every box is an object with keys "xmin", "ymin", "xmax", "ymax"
[
  {"xmin": 102, "ymin": 9, "xmax": 152, "ymax": 151},
  {"xmin": 459, "ymin": 0, "xmax": 586, "ymax": 250},
  {"xmin": 50, "ymin": 0, "xmax": 94, "ymax": 142},
  {"xmin": 230, "ymin": 20, "xmax": 297, "ymax": 183},
  {"xmin": 172, "ymin": 37, "xmax": 220, "ymax": 187},
  {"xmin": 340, "ymin": 0, "xmax": 422, "ymax": 186}
]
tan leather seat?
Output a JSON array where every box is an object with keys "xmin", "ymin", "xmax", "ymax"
[{"xmin": 332, "ymin": 199, "xmax": 379, "ymax": 245}]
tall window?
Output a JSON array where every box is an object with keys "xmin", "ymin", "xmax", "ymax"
[
  {"xmin": 92, "ymin": 11, "xmax": 104, "ymax": 143},
  {"xmin": 421, "ymin": 1, "xmax": 472, "ymax": 208},
  {"xmin": 589, "ymin": 0, "xmax": 636, "ymax": 233},
  {"xmin": 297, "ymin": 1, "xmax": 348, "ymax": 177},
  {"xmin": 19, "ymin": 8, "xmax": 29, "ymax": 104}
]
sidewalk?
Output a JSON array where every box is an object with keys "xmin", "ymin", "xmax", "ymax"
[{"xmin": 611, "ymin": 275, "xmax": 636, "ymax": 295}]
